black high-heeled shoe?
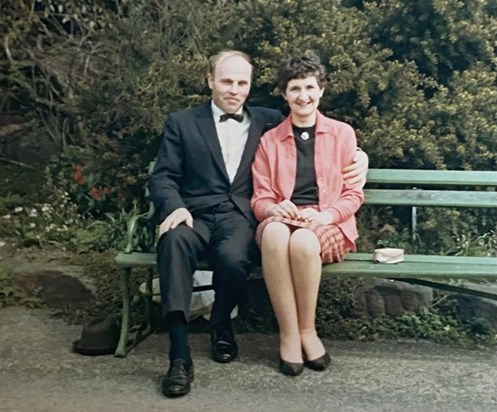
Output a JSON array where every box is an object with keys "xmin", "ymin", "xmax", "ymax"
[
  {"xmin": 279, "ymin": 357, "xmax": 304, "ymax": 376},
  {"xmin": 304, "ymin": 352, "xmax": 331, "ymax": 371}
]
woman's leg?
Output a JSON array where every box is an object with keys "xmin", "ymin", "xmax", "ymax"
[
  {"xmin": 261, "ymin": 222, "xmax": 302, "ymax": 363},
  {"xmin": 289, "ymin": 228, "xmax": 326, "ymax": 361}
]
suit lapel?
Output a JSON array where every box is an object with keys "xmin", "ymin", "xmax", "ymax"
[
  {"xmin": 232, "ymin": 107, "xmax": 265, "ymax": 185},
  {"xmin": 195, "ymin": 103, "xmax": 230, "ymax": 182}
]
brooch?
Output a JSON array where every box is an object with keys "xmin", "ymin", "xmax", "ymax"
[{"xmin": 301, "ymin": 131, "xmax": 310, "ymax": 140}]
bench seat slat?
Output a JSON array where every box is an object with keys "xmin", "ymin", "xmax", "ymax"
[
  {"xmin": 322, "ymin": 260, "xmax": 497, "ymax": 279},
  {"xmin": 366, "ymin": 169, "xmax": 497, "ymax": 186},
  {"xmin": 364, "ymin": 189, "xmax": 497, "ymax": 207},
  {"xmin": 348, "ymin": 253, "xmax": 497, "ymax": 265},
  {"xmin": 116, "ymin": 252, "xmax": 497, "ymax": 279}
]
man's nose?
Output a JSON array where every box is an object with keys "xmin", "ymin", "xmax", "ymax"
[{"xmin": 228, "ymin": 83, "xmax": 239, "ymax": 94}]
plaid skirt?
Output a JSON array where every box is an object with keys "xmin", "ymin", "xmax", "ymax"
[{"xmin": 255, "ymin": 212, "xmax": 349, "ymax": 264}]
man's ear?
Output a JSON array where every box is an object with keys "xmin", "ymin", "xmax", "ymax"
[{"xmin": 207, "ymin": 73, "xmax": 214, "ymax": 89}]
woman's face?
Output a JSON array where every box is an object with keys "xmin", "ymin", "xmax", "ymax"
[{"xmin": 283, "ymin": 75, "xmax": 324, "ymax": 123}]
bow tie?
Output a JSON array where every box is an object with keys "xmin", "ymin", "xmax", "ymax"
[{"xmin": 220, "ymin": 113, "xmax": 244, "ymax": 123}]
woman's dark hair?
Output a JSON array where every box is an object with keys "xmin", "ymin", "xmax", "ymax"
[{"xmin": 277, "ymin": 51, "xmax": 327, "ymax": 93}]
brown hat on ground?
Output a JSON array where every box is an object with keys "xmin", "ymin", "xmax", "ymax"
[{"xmin": 72, "ymin": 315, "xmax": 120, "ymax": 356}]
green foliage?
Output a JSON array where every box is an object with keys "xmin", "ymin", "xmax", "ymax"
[
  {"xmin": 0, "ymin": 157, "xmax": 128, "ymax": 252},
  {"xmin": 1, "ymin": 0, "xmax": 116, "ymax": 146},
  {"xmin": 45, "ymin": 146, "xmax": 117, "ymax": 217},
  {"xmin": 0, "ymin": 187, "xmax": 84, "ymax": 247},
  {"xmin": 316, "ymin": 279, "xmax": 496, "ymax": 348},
  {"xmin": 4, "ymin": 0, "xmax": 497, "ymax": 178},
  {"xmin": 0, "ymin": 267, "xmax": 42, "ymax": 308},
  {"xmin": 363, "ymin": 0, "xmax": 497, "ymax": 84},
  {"xmin": 453, "ymin": 229, "xmax": 497, "ymax": 257},
  {"xmin": 69, "ymin": 212, "xmax": 129, "ymax": 253},
  {"xmin": 0, "ymin": 197, "xmax": 128, "ymax": 252},
  {"xmin": 0, "ymin": 164, "xmax": 46, "ymax": 200}
]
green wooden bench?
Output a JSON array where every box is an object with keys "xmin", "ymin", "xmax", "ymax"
[{"xmin": 114, "ymin": 168, "xmax": 497, "ymax": 357}]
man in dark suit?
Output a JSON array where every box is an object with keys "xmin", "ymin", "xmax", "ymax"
[{"xmin": 149, "ymin": 50, "xmax": 368, "ymax": 398}]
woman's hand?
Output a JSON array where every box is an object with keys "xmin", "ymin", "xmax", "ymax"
[
  {"xmin": 267, "ymin": 200, "xmax": 300, "ymax": 219},
  {"xmin": 300, "ymin": 208, "xmax": 333, "ymax": 225}
]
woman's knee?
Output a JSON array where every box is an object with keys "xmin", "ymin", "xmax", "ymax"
[
  {"xmin": 289, "ymin": 229, "xmax": 321, "ymax": 259},
  {"xmin": 261, "ymin": 222, "xmax": 291, "ymax": 253}
]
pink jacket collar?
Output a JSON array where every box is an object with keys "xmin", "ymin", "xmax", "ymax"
[{"xmin": 278, "ymin": 110, "xmax": 329, "ymax": 141}]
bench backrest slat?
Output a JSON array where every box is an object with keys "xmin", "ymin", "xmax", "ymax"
[
  {"xmin": 364, "ymin": 189, "xmax": 497, "ymax": 208},
  {"xmin": 366, "ymin": 169, "xmax": 497, "ymax": 187}
]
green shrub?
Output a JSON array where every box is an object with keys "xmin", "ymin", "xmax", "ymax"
[{"xmin": 0, "ymin": 267, "xmax": 41, "ymax": 309}]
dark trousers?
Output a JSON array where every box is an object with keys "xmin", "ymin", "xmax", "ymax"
[{"xmin": 156, "ymin": 202, "xmax": 257, "ymax": 325}]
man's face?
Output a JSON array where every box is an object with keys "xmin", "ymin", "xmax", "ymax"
[{"xmin": 208, "ymin": 55, "xmax": 252, "ymax": 113}]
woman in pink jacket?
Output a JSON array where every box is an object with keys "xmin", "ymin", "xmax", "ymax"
[{"xmin": 251, "ymin": 52, "xmax": 364, "ymax": 376}]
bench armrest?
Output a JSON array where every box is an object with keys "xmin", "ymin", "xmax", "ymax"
[{"xmin": 124, "ymin": 201, "xmax": 157, "ymax": 253}]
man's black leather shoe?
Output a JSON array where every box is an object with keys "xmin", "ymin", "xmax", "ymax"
[
  {"xmin": 161, "ymin": 359, "xmax": 194, "ymax": 398},
  {"xmin": 210, "ymin": 322, "xmax": 238, "ymax": 363}
]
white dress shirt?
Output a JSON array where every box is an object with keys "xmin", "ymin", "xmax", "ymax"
[{"xmin": 211, "ymin": 101, "xmax": 251, "ymax": 183}]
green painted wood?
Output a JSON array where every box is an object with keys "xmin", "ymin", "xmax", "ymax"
[
  {"xmin": 116, "ymin": 252, "xmax": 497, "ymax": 280},
  {"xmin": 348, "ymin": 253, "xmax": 497, "ymax": 266},
  {"xmin": 366, "ymin": 169, "xmax": 497, "ymax": 186},
  {"xmin": 363, "ymin": 189, "xmax": 497, "ymax": 207},
  {"xmin": 322, "ymin": 260, "xmax": 497, "ymax": 279},
  {"xmin": 116, "ymin": 251, "xmax": 497, "ymax": 268},
  {"xmin": 116, "ymin": 252, "xmax": 216, "ymax": 271},
  {"xmin": 116, "ymin": 252, "xmax": 154, "ymax": 267}
]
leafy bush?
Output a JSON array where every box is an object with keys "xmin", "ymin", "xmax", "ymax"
[
  {"xmin": 45, "ymin": 146, "xmax": 117, "ymax": 217},
  {"xmin": 0, "ymin": 267, "xmax": 41, "ymax": 308},
  {"xmin": 2, "ymin": 0, "xmax": 497, "ymax": 345},
  {"xmin": 4, "ymin": 0, "xmax": 496, "ymax": 187}
]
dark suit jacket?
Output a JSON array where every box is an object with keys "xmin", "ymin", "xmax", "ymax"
[{"xmin": 149, "ymin": 101, "xmax": 284, "ymax": 227}]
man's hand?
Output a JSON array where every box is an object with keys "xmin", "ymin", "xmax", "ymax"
[
  {"xmin": 300, "ymin": 208, "xmax": 333, "ymax": 225},
  {"xmin": 159, "ymin": 207, "xmax": 193, "ymax": 237},
  {"xmin": 342, "ymin": 150, "xmax": 369, "ymax": 187},
  {"xmin": 267, "ymin": 200, "xmax": 300, "ymax": 219}
]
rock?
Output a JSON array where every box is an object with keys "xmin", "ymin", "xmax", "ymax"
[
  {"xmin": 11, "ymin": 263, "xmax": 95, "ymax": 308},
  {"xmin": 352, "ymin": 279, "xmax": 433, "ymax": 317}
]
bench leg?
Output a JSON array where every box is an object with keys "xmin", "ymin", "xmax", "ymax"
[
  {"xmin": 115, "ymin": 267, "xmax": 156, "ymax": 358},
  {"xmin": 143, "ymin": 268, "xmax": 155, "ymax": 335},
  {"xmin": 131, "ymin": 268, "xmax": 155, "ymax": 344},
  {"xmin": 115, "ymin": 267, "xmax": 132, "ymax": 357}
]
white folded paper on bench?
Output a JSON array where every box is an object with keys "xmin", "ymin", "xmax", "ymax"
[{"xmin": 373, "ymin": 248, "xmax": 405, "ymax": 264}]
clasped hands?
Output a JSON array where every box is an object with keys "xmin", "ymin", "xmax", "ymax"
[{"xmin": 267, "ymin": 200, "xmax": 333, "ymax": 225}]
